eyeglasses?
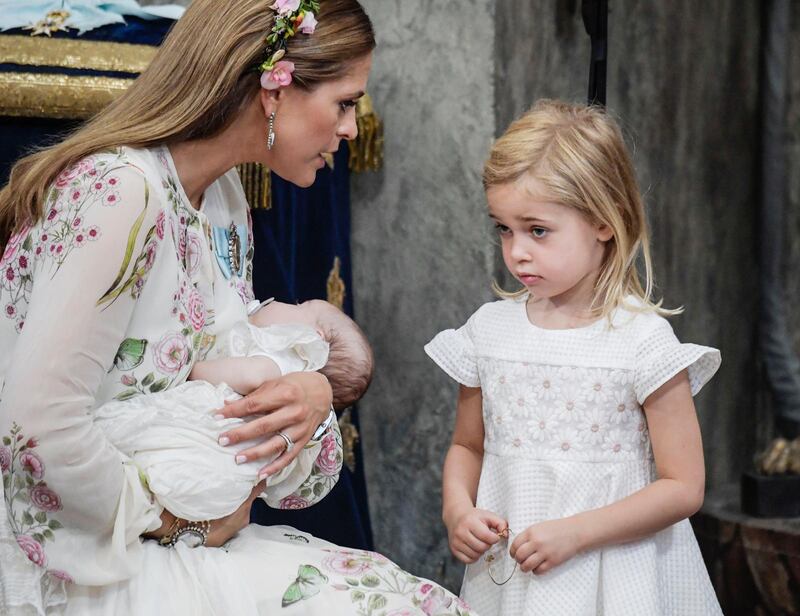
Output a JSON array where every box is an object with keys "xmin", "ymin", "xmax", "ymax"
[{"xmin": 485, "ymin": 528, "xmax": 516, "ymax": 585}]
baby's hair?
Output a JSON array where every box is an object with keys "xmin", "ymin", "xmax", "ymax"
[
  {"xmin": 312, "ymin": 301, "xmax": 374, "ymax": 411},
  {"xmin": 484, "ymin": 99, "xmax": 679, "ymax": 318}
]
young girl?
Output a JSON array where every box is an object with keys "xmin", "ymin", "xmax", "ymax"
[{"xmin": 425, "ymin": 100, "xmax": 723, "ymax": 615}]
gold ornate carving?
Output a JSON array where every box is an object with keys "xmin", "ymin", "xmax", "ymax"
[
  {"xmin": 338, "ymin": 408, "xmax": 360, "ymax": 473},
  {"xmin": 236, "ymin": 163, "xmax": 272, "ymax": 210},
  {"xmin": 758, "ymin": 437, "xmax": 800, "ymax": 475},
  {"xmin": 0, "ymin": 72, "xmax": 131, "ymax": 119},
  {"xmin": 349, "ymin": 93, "xmax": 384, "ymax": 173},
  {"xmin": 0, "ymin": 35, "xmax": 156, "ymax": 73},
  {"xmin": 23, "ymin": 10, "xmax": 72, "ymax": 37},
  {"xmin": 326, "ymin": 256, "xmax": 346, "ymax": 310}
]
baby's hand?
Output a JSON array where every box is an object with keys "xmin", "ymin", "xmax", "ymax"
[
  {"xmin": 510, "ymin": 518, "xmax": 582, "ymax": 575},
  {"xmin": 446, "ymin": 507, "xmax": 508, "ymax": 564}
]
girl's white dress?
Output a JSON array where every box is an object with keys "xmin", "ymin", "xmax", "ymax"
[
  {"xmin": 0, "ymin": 146, "xmax": 473, "ymax": 616},
  {"xmin": 425, "ymin": 297, "xmax": 723, "ymax": 616}
]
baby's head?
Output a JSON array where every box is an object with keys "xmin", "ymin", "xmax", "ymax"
[
  {"xmin": 484, "ymin": 99, "xmax": 662, "ymax": 317},
  {"xmin": 254, "ymin": 299, "xmax": 373, "ymax": 410}
]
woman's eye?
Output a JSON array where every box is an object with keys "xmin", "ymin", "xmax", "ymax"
[
  {"xmin": 531, "ymin": 227, "xmax": 548, "ymax": 238},
  {"xmin": 339, "ymin": 100, "xmax": 357, "ymax": 112}
]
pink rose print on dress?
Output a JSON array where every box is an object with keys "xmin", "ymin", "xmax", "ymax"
[
  {"xmin": 54, "ymin": 159, "xmax": 92, "ymax": 189},
  {"xmin": 16, "ymin": 534, "xmax": 47, "ymax": 567},
  {"xmin": 279, "ymin": 494, "xmax": 310, "ymax": 510},
  {"xmin": 29, "ymin": 485, "xmax": 62, "ymax": 512},
  {"xmin": 419, "ymin": 586, "xmax": 454, "ymax": 615},
  {"xmin": 322, "ymin": 551, "xmax": 372, "ymax": 576},
  {"xmin": 155, "ymin": 210, "xmax": 166, "ymax": 240},
  {"xmin": 316, "ymin": 432, "xmax": 341, "ymax": 476},
  {"xmin": 48, "ymin": 569, "xmax": 74, "ymax": 583},
  {"xmin": 186, "ymin": 289, "xmax": 206, "ymax": 332},
  {"xmin": 19, "ymin": 451, "xmax": 45, "ymax": 480},
  {"xmin": 0, "ymin": 446, "xmax": 11, "ymax": 473},
  {"xmin": 184, "ymin": 233, "xmax": 203, "ymax": 276},
  {"xmin": 153, "ymin": 333, "xmax": 190, "ymax": 375}
]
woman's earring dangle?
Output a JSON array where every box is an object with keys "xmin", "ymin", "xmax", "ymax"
[{"xmin": 267, "ymin": 112, "xmax": 276, "ymax": 150}]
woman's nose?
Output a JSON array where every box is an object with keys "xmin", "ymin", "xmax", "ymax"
[{"xmin": 337, "ymin": 109, "xmax": 358, "ymax": 141}]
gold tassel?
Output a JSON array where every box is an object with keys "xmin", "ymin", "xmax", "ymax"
[
  {"xmin": 349, "ymin": 93, "xmax": 384, "ymax": 173},
  {"xmin": 326, "ymin": 256, "xmax": 346, "ymax": 310},
  {"xmin": 236, "ymin": 162, "xmax": 272, "ymax": 210},
  {"xmin": 338, "ymin": 409, "xmax": 360, "ymax": 473}
]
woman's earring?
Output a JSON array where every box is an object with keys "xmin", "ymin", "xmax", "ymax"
[{"xmin": 267, "ymin": 112, "xmax": 276, "ymax": 150}]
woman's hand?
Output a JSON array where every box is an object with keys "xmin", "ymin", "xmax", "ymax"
[
  {"xmin": 144, "ymin": 480, "xmax": 266, "ymax": 547},
  {"xmin": 445, "ymin": 506, "xmax": 507, "ymax": 564},
  {"xmin": 510, "ymin": 517, "xmax": 583, "ymax": 574},
  {"xmin": 216, "ymin": 371, "xmax": 332, "ymax": 479}
]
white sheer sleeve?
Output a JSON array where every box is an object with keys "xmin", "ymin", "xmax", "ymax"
[{"xmin": 0, "ymin": 164, "xmax": 165, "ymax": 589}]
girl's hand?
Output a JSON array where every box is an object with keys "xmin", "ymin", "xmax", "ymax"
[
  {"xmin": 445, "ymin": 507, "xmax": 508, "ymax": 564},
  {"xmin": 510, "ymin": 518, "xmax": 583, "ymax": 574},
  {"xmin": 216, "ymin": 371, "xmax": 332, "ymax": 479}
]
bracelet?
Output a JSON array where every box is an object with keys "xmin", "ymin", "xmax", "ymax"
[
  {"xmin": 157, "ymin": 516, "xmax": 184, "ymax": 547},
  {"xmin": 311, "ymin": 407, "xmax": 337, "ymax": 441},
  {"xmin": 169, "ymin": 520, "xmax": 211, "ymax": 549},
  {"xmin": 246, "ymin": 297, "xmax": 275, "ymax": 316}
]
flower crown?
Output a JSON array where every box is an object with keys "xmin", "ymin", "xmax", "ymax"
[{"xmin": 258, "ymin": 0, "xmax": 320, "ymax": 90}]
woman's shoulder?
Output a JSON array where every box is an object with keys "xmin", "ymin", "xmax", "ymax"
[{"xmin": 52, "ymin": 147, "xmax": 166, "ymax": 193}]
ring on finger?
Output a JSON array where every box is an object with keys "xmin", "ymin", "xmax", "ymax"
[{"xmin": 277, "ymin": 431, "xmax": 294, "ymax": 454}]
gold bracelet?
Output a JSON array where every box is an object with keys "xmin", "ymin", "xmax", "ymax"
[{"xmin": 158, "ymin": 516, "xmax": 184, "ymax": 546}]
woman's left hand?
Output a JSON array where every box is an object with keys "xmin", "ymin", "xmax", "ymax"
[
  {"xmin": 510, "ymin": 517, "xmax": 583, "ymax": 575},
  {"xmin": 215, "ymin": 371, "xmax": 332, "ymax": 479}
]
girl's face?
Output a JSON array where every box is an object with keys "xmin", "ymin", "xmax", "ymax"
[
  {"xmin": 263, "ymin": 53, "xmax": 372, "ymax": 187},
  {"xmin": 488, "ymin": 176, "xmax": 612, "ymax": 306}
]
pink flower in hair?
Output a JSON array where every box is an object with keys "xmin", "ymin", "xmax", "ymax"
[
  {"xmin": 261, "ymin": 61, "xmax": 295, "ymax": 90},
  {"xmin": 271, "ymin": 0, "xmax": 300, "ymax": 15},
  {"xmin": 297, "ymin": 11, "xmax": 317, "ymax": 34}
]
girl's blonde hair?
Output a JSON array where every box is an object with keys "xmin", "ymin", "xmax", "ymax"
[
  {"xmin": 0, "ymin": 0, "xmax": 374, "ymax": 252},
  {"xmin": 484, "ymin": 99, "xmax": 678, "ymax": 318}
]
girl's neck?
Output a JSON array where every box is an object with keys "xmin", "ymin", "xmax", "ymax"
[{"xmin": 525, "ymin": 270, "xmax": 601, "ymax": 329}]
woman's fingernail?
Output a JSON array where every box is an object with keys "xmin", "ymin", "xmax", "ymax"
[
  {"xmin": 219, "ymin": 436, "xmax": 230, "ymax": 447},
  {"xmin": 214, "ymin": 414, "xmax": 225, "ymax": 421},
  {"xmin": 236, "ymin": 455, "xmax": 247, "ymax": 464},
  {"xmin": 258, "ymin": 470, "xmax": 269, "ymax": 481}
]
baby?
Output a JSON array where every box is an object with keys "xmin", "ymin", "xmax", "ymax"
[
  {"xmin": 192, "ymin": 298, "xmax": 373, "ymax": 410},
  {"xmin": 93, "ymin": 299, "xmax": 373, "ymax": 521}
]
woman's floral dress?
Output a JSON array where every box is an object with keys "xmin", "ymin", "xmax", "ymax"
[{"xmin": 0, "ymin": 146, "xmax": 473, "ymax": 615}]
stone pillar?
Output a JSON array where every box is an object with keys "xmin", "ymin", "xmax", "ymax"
[{"xmin": 351, "ymin": 0, "xmax": 497, "ymax": 591}]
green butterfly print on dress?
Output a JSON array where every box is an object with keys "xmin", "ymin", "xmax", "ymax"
[
  {"xmin": 112, "ymin": 338, "xmax": 148, "ymax": 371},
  {"xmin": 282, "ymin": 564, "xmax": 329, "ymax": 608}
]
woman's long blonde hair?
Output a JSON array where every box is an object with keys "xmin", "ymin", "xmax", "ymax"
[
  {"xmin": 484, "ymin": 99, "xmax": 678, "ymax": 318},
  {"xmin": 0, "ymin": 0, "xmax": 374, "ymax": 251}
]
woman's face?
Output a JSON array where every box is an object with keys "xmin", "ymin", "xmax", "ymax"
[{"xmin": 264, "ymin": 53, "xmax": 373, "ymax": 187}]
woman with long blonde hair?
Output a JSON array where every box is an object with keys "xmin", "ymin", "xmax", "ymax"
[{"xmin": 0, "ymin": 1, "xmax": 473, "ymax": 614}]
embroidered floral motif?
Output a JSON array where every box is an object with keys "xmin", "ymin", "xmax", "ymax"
[
  {"xmin": 282, "ymin": 548, "xmax": 474, "ymax": 615},
  {"xmin": 480, "ymin": 359, "xmax": 648, "ymax": 461},
  {"xmin": 280, "ymin": 423, "xmax": 343, "ymax": 509},
  {"xmin": 2, "ymin": 423, "xmax": 65, "ymax": 574}
]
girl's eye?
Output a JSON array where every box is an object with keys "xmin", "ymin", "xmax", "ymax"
[
  {"xmin": 494, "ymin": 223, "xmax": 511, "ymax": 235},
  {"xmin": 531, "ymin": 227, "xmax": 548, "ymax": 238}
]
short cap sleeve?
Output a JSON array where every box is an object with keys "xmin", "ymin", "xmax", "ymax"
[
  {"xmin": 634, "ymin": 318, "xmax": 721, "ymax": 404},
  {"xmin": 424, "ymin": 313, "xmax": 480, "ymax": 387}
]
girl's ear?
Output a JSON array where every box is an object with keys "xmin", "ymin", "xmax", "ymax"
[{"xmin": 597, "ymin": 224, "xmax": 614, "ymax": 242}]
